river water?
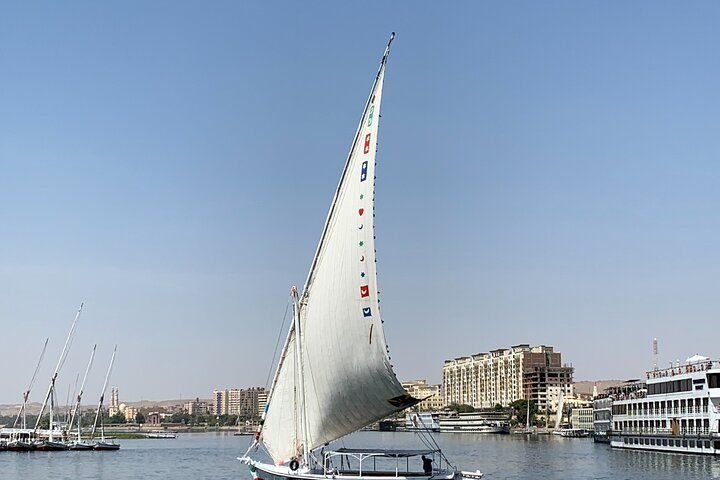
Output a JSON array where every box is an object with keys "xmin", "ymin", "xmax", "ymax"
[{"xmin": 2, "ymin": 431, "xmax": 720, "ymax": 480}]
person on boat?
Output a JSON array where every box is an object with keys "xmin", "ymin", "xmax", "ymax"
[{"xmin": 422, "ymin": 455, "xmax": 433, "ymax": 474}]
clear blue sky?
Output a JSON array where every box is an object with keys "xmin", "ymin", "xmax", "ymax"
[{"xmin": 2, "ymin": 2, "xmax": 720, "ymax": 404}]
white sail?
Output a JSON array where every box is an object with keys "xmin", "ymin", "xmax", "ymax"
[
  {"xmin": 261, "ymin": 35, "xmax": 416, "ymax": 465},
  {"xmin": 554, "ymin": 390, "xmax": 564, "ymax": 429}
]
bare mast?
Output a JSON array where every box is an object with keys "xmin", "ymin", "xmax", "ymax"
[
  {"xmin": 14, "ymin": 338, "xmax": 48, "ymax": 430},
  {"xmin": 69, "ymin": 344, "xmax": 97, "ymax": 441},
  {"xmin": 92, "ymin": 345, "xmax": 117, "ymax": 441},
  {"xmin": 34, "ymin": 303, "xmax": 84, "ymax": 433}
]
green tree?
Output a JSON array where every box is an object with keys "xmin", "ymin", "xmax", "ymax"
[
  {"xmin": 446, "ymin": 403, "xmax": 475, "ymax": 413},
  {"xmin": 108, "ymin": 411, "xmax": 126, "ymax": 424},
  {"xmin": 164, "ymin": 412, "xmax": 191, "ymax": 425},
  {"xmin": 135, "ymin": 412, "xmax": 146, "ymax": 424},
  {"xmin": 510, "ymin": 399, "xmax": 536, "ymax": 427}
]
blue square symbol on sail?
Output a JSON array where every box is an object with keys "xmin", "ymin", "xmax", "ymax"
[
  {"xmin": 362, "ymin": 307, "xmax": 372, "ymax": 317},
  {"xmin": 360, "ymin": 161, "xmax": 368, "ymax": 182}
]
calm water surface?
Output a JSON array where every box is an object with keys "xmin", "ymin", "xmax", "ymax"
[{"xmin": 2, "ymin": 431, "xmax": 720, "ymax": 480}]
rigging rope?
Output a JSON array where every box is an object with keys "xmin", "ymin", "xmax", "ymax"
[
  {"xmin": 264, "ymin": 297, "xmax": 292, "ymax": 390},
  {"xmin": 412, "ymin": 413, "xmax": 456, "ymax": 470}
]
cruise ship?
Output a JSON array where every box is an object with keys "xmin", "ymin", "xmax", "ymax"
[
  {"xmin": 439, "ymin": 411, "xmax": 510, "ymax": 434},
  {"xmin": 609, "ymin": 355, "xmax": 720, "ymax": 454}
]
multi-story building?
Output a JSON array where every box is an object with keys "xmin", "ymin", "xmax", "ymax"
[
  {"xmin": 570, "ymin": 406, "xmax": 594, "ymax": 430},
  {"xmin": 108, "ymin": 387, "xmax": 120, "ymax": 417},
  {"xmin": 402, "ymin": 379, "xmax": 444, "ymax": 411},
  {"xmin": 123, "ymin": 405, "xmax": 139, "ymax": 423},
  {"xmin": 257, "ymin": 390, "xmax": 268, "ymax": 418},
  {"xmin": 211, "ymin": 387, "xmax": 266, "ymax": 419},
  {"xmin": 184, "ymin": 398, "xmax": 209, "ymax": 415},
  {"xmin": 443, "ymin": 344, "xmax": 574, "ymax": 411}
]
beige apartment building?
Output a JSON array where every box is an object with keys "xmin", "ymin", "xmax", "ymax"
[
  {"xmin": 402, "ymin": 379, "xmax": 444, "ymax": 411},
  {"xmin": 184, "ymin": 398, "xmax": 209, "ymax": 415},
  {"xmin": 443, "ymin": 344, "xmax": 574, "ymax": 411},
  {"xmin": 257, "ymin": 389, "xmax": 268, "ymax": 418},
  {"xmin": 211, "ymin": 387, "xmax": 267, "ymax": 418}
]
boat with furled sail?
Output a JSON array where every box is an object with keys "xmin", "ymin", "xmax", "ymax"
[
  {"xmin": 91, "ymin": 345, "xmax": 120, "ymax": 451},
  {"xmin": 239, "ymin": 33, "xmax": 482, "ymax": 480},
  {"xmin": 68, "ymin": 345, "xmax": 97, "ymax": 450},
  {"xmin": 32, "ymin": 304, "xmax": 84, "ymax": 451}
]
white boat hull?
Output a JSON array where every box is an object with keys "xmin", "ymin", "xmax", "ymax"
[{"xmin": 241, "ymin": 458, "xmax": 460, "ymax": 480}]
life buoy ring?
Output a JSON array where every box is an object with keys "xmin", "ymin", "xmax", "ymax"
[{"xmin": 289, "ymin": 459, "xmax": 300, "ymax": 471}]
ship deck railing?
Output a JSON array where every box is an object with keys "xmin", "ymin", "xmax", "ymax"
[
  {"xmin": 616, "ymin": 427, "xmax": 713, "ymax": 436},
  {"xmin": 324, "ymin": 448, "xmax": 453, "ymax": 478},
  {"xmin": 617, "ymin": 408, "xmax": 710, "ymax": 417},
  {"xmin": 646, "ymin": 360, "xmax": 720, "ymax": 380}
]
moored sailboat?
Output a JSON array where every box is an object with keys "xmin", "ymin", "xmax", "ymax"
[
  {"xmin": 239, "ymin": 33, "xmax": 482, "ymax": 480},
  {"xmin": 91, "ymin": 345, "xmax": 120, "ymax": 451},
  {"xmin": 6, "ymin": 338, "xmax": 48, "ymax": 451},
  {"xmin": 33, "ymin": 304, "xmax": 84, "ymax": 451},
  {"xmin": 68, "ymin": 345, "xmax": 97, "ymax": 450}
]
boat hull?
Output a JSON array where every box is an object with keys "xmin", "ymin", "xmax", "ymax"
[
  {"xmin": 7, "ymin": 441, "xmax": 35, "ymax": 451},
  {"xmin": 34, "ymin": 441, "xmax": 69, "ymax": 451},
  {"xmin": 69, "ymin": 441, "xmax": 96, "ymax": 450},
  {"xmin": 246, "ymin": 461, "xmax": 457, "ymax": 480},
  {"xmin": 610, "ymin": 434, "xmax": 720, "ymax": 455},
  {"xmin": 94, "ymin": 441, "xmax": 120, "ymax": 451}
]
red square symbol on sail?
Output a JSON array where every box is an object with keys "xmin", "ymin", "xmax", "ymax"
[
  {"xmin": 360, "ymin": 285, "xmax": 370, "ymax": 298},
  {"xmin": 364, "ymin": 133, "xmax": 371, "ymax": 154}
]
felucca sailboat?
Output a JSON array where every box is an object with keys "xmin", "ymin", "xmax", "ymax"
[{"xmin": 240, "ymin": 34, "xmax": 482, "ymax": 480}]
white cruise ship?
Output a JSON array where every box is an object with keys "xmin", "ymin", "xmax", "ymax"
[
  {"xmin": 610, "ymin": 355, "xmax": 720, "ymax": 454},
  {"xmin": 439, "ymin": 412, "xmax": 509, "ymax": 434}
]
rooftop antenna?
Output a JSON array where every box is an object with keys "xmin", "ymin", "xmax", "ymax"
[{"xmin": 653, "ymin": 338, "xmax": 658, "ymax": 371}]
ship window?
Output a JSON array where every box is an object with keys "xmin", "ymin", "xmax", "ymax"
[
  {"xmin": 683, "ymin": 440, "xmax": 688, "ymax": 447},
  {"xmin": 690, "ymin": 440, "xmax": 696, "ymax": 448},
  {"xmin": 708, "ymin": 373, "xmax": 720, "ymax": 388},
  {"xmin": 714, "ymin": 441, "xmax": 720, "ymax": 450},
  {"xmin": 662, "ymin": 439, "xmax": 668, "ymax": 446},
  {"xmin": 705, "ymin": 441, "xmax": 711, "ymax": 449}
]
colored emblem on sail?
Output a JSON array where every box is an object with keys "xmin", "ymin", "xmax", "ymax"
[
  {"xmin": 360, "ymin": 161, "xmax": 368, "ymax": 181},
  {"xmin": 360, "ymin": 285, "xmax": 370, "ymax": 298},
  {"xmin": 362, "ymin": 307, "xmax": 372, "ymax": 317},
  {"xmin": 364, "ymin": 133, "xmax": 371, "ymax": 154},
  {"xmin": 367, "ymin": 105, "xmax": 374, "ymax": 127}
]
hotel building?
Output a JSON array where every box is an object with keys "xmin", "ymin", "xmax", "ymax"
[
  {"xmin": 402, "ymin": 379, "xmax": 443, "ymax": 411},
  {"xmin": 443, "ymin": 344, "xmax": 574, "ymax": 411},
  {"xmin": 211, "ymin": 387, "xmax": 267, "ymax": 418}
]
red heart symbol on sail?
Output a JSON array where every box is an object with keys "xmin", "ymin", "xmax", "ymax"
[{"xmin": 358, "ymin": 208, "xmax": 364, "ymax": 216}]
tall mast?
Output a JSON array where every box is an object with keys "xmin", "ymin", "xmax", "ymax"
[
  {"xmin": 14, "ymin": 338, "xmax": 48, "ymax": 430},
  {"xmin": 92, "ymin": 345, "xmax": 117, "ymax": 440},
  {"xmin": 34, "ymin": 303, "xmax": 84, "ymax": 433},
  {"xmin": 291, "ymin": 286, "xmax": 309, "ymax": 466},
  {"xmin": 69, "ymin": 345, "xmax": 97, "ymax": 441}
]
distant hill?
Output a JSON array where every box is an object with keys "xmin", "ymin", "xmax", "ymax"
[{"xmin": 574, "ymin": 380, "xmax": 626, "ymax": 396}]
